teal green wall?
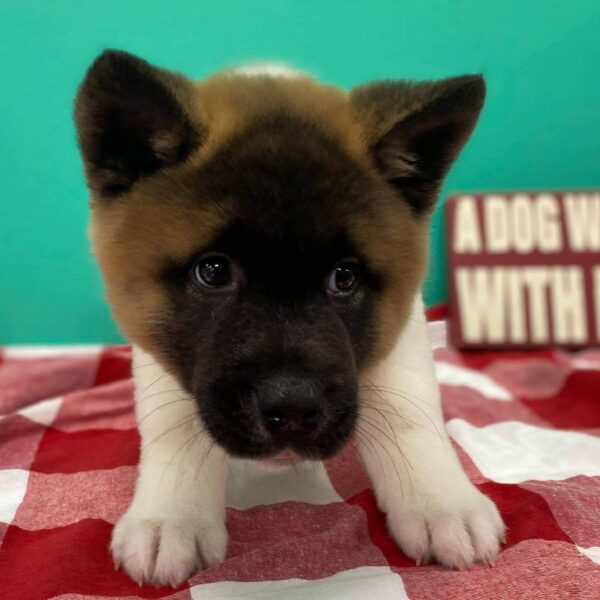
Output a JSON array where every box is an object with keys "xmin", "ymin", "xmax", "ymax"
[{"xmin": 1, "ymin": 1, "xmax": 599, "ymax": 343}]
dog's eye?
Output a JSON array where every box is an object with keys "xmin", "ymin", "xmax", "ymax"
[
  {"xmin": 327, "ymin": 260, "xmax": 359, "ymax": 295},
  {"xmin": 194, "ymin": 254, "xmax": 232, "ymax": 288}
]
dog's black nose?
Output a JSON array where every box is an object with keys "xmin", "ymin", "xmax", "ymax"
[{"xmin": 256, "ymin": 374, "xmax": 322, "ymax": 436}]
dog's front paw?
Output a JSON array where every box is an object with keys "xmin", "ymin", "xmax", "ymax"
[
  {"xmin": 111, "ymin": 511, "xmax": 228, "ymax": 587},
  {"xmin": 387, "ymin": 485, "xmax": 505, "ymax": 569}
]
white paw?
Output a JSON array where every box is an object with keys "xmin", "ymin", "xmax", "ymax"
[
  {"xmin": 387, "ymin": 485, "xmax": 505, "ymax": 569},
  {"xmin": 111, "ymin": 512, "xmax": 228, "ymax": 587}
]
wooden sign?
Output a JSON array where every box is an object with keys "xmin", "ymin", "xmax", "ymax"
[{"xmin": 447, "ymin": 191, "xmax": 600, "ymax": 349}]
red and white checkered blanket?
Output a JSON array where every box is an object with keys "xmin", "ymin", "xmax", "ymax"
[{"xmin": 1, "ymin": 321, "xmax": 599, "ymax": 599}]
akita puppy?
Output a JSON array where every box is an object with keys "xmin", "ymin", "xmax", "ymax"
[{"xmin": 74, "ymin": 50, "xmax": 504, "ymax": 586}]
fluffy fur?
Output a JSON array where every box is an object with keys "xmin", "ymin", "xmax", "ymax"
[{"xmin": 74, "ymin": 50, "xmax": 504, "ymax": 586}]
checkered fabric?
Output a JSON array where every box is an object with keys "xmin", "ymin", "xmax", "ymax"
[{"xmin": 1, "ymin": 320, "xmax": 599, "ymax": 599}]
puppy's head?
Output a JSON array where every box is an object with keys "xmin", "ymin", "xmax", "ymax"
[{"xmin": 74, "ymin": 51, "xmax": 484, "ymax": 460}]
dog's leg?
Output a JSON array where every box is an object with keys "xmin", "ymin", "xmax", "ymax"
[
  {"xmin": 111, "ymin": 346, "xmax": 228, "ymax": 587},
  {"xmin": 357, "ymin": 295, "xmax": 504, "ymax": 568}
]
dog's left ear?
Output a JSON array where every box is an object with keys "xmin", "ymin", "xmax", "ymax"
[{"xmin": 351, "ymin": 75, "xmax": 485, "ymax": 214}]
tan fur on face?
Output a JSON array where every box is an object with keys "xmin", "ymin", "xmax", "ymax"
[
  {"xmin": 89, "ymin": 177, "xmax": 232, "ymax": 357},
  {"xmin": 345, "ymin": 184, "xmax": 429, "ymax": 363},
  {"xmin": 88, "ymin": 70, "xmax": 429, "ymax": 367},
  {"xmin": 192, "ymin": 73, "xmax": 369, "ymax": 164}
]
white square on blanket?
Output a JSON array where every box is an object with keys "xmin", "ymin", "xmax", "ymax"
[
  {"xmin": 190, "ymin": 567, "xmax": 407, "ymax": 600},
  {"xmin": 226, "ymin": 459, "xmax": 342, "ymax": 509},
  {"xmin": 17, "ymin": 397, "xmax": 62, "ymax": 427},
  {"xmin": 448, "ymin": 419, "xmax": 600, "ymax": 483},
  {"xmin": 0, "ymin": 469, "xmax": 30, "ymax": 523},
  {"xmin": 577, "ymin": 546, "xmax": 600, "ymax": 565}
]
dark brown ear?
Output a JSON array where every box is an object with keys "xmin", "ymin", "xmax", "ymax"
[
  {"xmin": 351, "ymin": 75, "xmax": 485, "ymax": 214},
  {"xmin": 74, "ymin": 50, "xmax": 201, "ymax": 197}
]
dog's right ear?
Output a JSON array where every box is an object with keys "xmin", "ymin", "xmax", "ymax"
[{"xmin": 74, "ymin": 50, "xmax": 202, "ymax": 197}]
